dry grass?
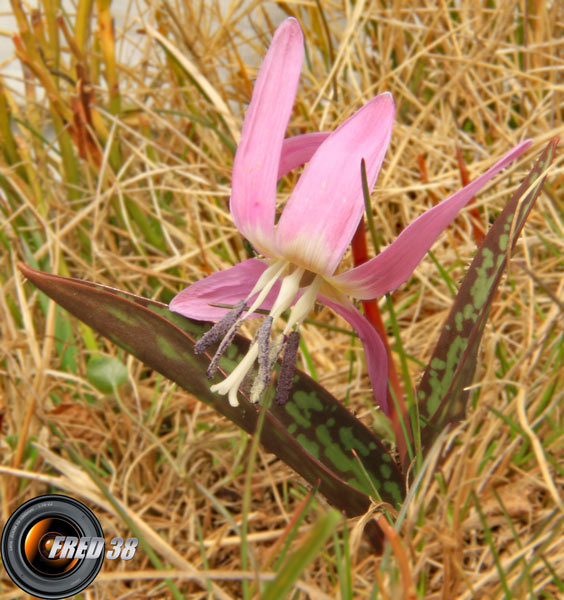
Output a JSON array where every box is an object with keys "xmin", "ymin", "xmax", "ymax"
[{"xmin": 1, "ymin": 0, "xmax": 563, "ymax": 597}]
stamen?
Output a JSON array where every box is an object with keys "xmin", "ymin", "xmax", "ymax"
[
  {"xmin": 283, "ymin": 275, "xmax": 322, "ymax": 333},
  {"xmin": 206, "ymin": 318, "xmax": 243, "ymax": 379},
  {"xmin": 248, "ymin": 259, "xmax": 286, "ymax": 298},
  {"xmin": 249, "ymin": 330, "xmax": 285, "ymax": 404},
  {"xmin": 275, "ymin": 331, "xmax": 300, "ymax": 405},
  {"xmin": 249, "ymin": 370, "xmax": 267, "ymax": 403},
  {"xmin": 257, "ymin": 317, "xmax": 273, "ymax": 356},
  {"xmin": 244, "ymin": 259, "xmax": 287, "ymax": 317},
  {"xmin": 240, "ymin": 370, "xmax": 254, "ymax": 396},
  {"xmin": 206, "ymin": 264, "xmax": 309, "ymax": 408},
  {"xmin": 268, "ymin": 335, "xmax": 284, "ymax": 368},
  {"xmin": 245, "ymin": 269, "xmax": 303, "ymax": 403},
  {"xmin": 250, "ymin": 317, "xmax": 273, "ymax": 403},
  {"xmin": 194, "ymin": 299, "xmax": 246, "ymax": 354},
  {"xmin": 269, "ymin": 267, "xmax": 304, "ymax": 319}
]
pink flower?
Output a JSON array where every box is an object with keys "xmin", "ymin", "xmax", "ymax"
[{"xmin": 170, "ymin": 18, "xmax": 531, "ymax": 413}]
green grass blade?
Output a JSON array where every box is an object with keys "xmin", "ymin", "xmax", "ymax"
[{"xmin": 261, "ymin": 509, "xmax": 341, "ymax": 600}]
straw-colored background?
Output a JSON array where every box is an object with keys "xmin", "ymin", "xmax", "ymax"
[{"xmin": 1, "ymin": 1, "xmax": 563, "ymax": 597}]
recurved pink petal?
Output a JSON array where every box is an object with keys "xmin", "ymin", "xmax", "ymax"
[
  {"xmin": 333, "ymin": 139, "xmax": 532, "ymax": 299},
  {"xmin": 320, "ymin": 294, "xmax": 390, "ymax": 415},
  {"xmin": 275, "ymin": 92, "xmax": 395, "ymax": 276},
  {"xmin": 230, "ymin": 18, "xmax": 303, "ymax": 255},
  {"xmin": 278, "ymin": 132, "xmax": 330, "ymax": 179},
  {"xmin": 170, "ymin": 259, "xmax": 277, "ymax": 321}
]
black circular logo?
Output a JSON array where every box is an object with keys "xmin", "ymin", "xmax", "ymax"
[{"xmin": 1, "ymin": 495, "xmax": 104, "ymax": 599}]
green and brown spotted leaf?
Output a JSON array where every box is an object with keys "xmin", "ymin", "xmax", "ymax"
[
  {"xmin": 18, "ymin": 264, "xmax": 405, "ymax": 512},
  {"xmin": 417, "ymin": 137, "xmax": 559, "ymax": 451}
]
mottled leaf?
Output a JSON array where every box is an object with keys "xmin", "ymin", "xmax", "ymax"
[
  {"xmin": 18, "ymin": 264, "xmax": 405, "ymax": 512},
  {"xmin": 417, "ymin": 137, "xmax": 559, "ymax": 450}
]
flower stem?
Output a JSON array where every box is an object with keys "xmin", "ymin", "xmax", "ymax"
[
  {"xmin": 353, "ymin": 165, "xmax": 413, "ymax": 466},
  {"xmin": 351, "ymin": 219, "xmax": 411, "ymax": 465}
]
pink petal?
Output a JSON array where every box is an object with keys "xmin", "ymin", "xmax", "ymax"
[
  {"xmin": 230, "ymin": 18, "xmax": 303, "ymax": 254},
  {"xmin": 170, "ymin": 259, "xmax": 277, "ymax": 321},
  {"xmin": 334, "ymin": 139, "xmax": 533, "ymax": 299},
  {"xmin": 320, "ymin": 294, "xmax": 390, "ymax": 415},
  {"xmin": 278, "ymin": 132, "xmax": 330, "ymax": 179},
  {"xmin": 275, "ymin": 92, "xmax": 395, "ymax": 276}
]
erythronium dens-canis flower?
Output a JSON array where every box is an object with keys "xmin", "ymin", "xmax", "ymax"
[{"xmin": 170, "ymin": 18, "xmax": 531, "ymax": 414}]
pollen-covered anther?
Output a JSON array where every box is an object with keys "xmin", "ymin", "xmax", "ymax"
[
  {"xmin": 206, "ymin": 317, "xmax": 243, "ymax": 379},
  {"xmin": 268, "ymin": 336, "xmax": 284, "ymax": 370},
  {"xmin": 194, "ymin": 299, "xmax": 246, "ymax": 355},
  {"xmin": 275, "ymin": 331, "xmax": 300, "ymax": 405},
  {"xmin": 250, "ymin": 316, "xmax": 274, "ymax": 403},
  {"xmin": 209, "ymin": 265, "xmax": 303, "ymax": 406}
]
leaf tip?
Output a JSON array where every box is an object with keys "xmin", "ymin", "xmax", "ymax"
[{"xmin": 17, "ymin": 261, "xmax": 34, "ymax": 278}]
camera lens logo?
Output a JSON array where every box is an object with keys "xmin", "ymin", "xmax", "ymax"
[{"xmin": 1, "ymin": 495, "xmax": 105, "ymax": 599}]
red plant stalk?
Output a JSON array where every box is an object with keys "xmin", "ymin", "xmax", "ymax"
[{"xmin": 350, "ymin": 218, "xmax": 411, "ymax": 465}]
